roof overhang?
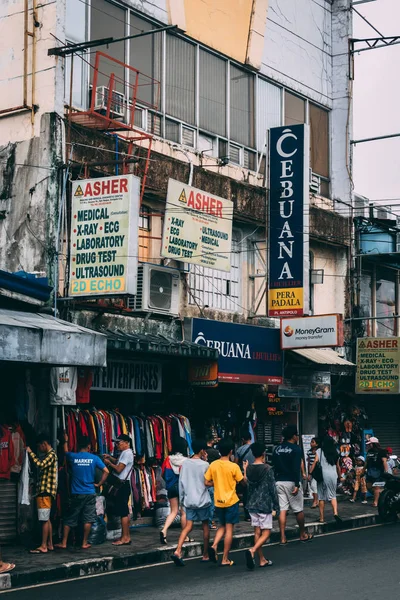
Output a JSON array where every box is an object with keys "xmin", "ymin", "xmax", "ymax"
[
  {"xmin": 106, "ymin": 330, "xmax": 218, "ymax": 359},
  {"xmin": 289, "ymin": 348, "xmax": 355, "ymax": 368},
  {"xmin": 0, "ymin": 309, "xmax": 107, "ymax": 366}
]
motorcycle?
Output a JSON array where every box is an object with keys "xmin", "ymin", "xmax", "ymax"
[{"xmin": 378, "ymin": 473, "xmax": 400, "ymax": 521}]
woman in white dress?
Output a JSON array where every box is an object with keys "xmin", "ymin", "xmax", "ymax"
[{"xmin": 310, "ymin": 436, "xmax": 342, "ymax": 524}]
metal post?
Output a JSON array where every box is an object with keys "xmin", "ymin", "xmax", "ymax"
[{"xmin": 52, "ymin": 406, "xmax": 58, "ymax": 451}]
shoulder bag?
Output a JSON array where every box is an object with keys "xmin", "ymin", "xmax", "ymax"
[{"xmin": 312, "ymin": 454, "xmax": 324, "ymax": 483}]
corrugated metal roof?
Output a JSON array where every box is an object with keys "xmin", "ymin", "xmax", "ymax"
[{"xmin": 290, "ymin": 348, "xmax": 355, "ymax": 366}]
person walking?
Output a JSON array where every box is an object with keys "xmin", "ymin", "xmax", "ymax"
[
  {"xmin": 159, "ymin": 437, "xmax": 189, "ymax": 545},
  {"xmin": 365, "ymin": 437, "xmax": 388, "ymax": 507},
  {"xmin": 307, "ymin": 437, "xmax": 320, "ymax": 509},
  {"xmin": 171, "ymin": 439, "xmax": 211, "ymax": 566},
  {"xmin": 272, "ymin": 425, "xmax": 313, "ymax": 545},
  {"xmin": 309, "ymin": 436, "xmax": 342, "ymax": 523},
  {"xmin": 27, "ymin": 433, "xmax": 58, "ymax": 554},
  {"xmin": 103, "ymin": 434, "xmax": 134, "ymax": 546},
  {"xmin": 243, "ymin": 442, "xmax": 279, "ymax": 570},
  {"xmin": 235, "ymin": 429, "xmax": 255, "ymax": 521},
  {"xmin": 55, "ymin": 434, "xmax": 109, "ymax": 550},
  {"xmin": 204, "ymin": 438, "xmax": 244, "ymax": 567},
  {"xmin": 350, "ymin": 456, "xmax": 367, "ymax": 504}
]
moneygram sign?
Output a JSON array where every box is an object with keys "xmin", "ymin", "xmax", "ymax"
[
  {"xmin": 161, "ymin": 179, "xmax": 233, "ymax": 272},
  {"xmin": 69, "ymin": 175, "xmax": 139, "ymax": 297},
  {"xmin": 280, "ymin": 315, "xmax": 343, "ymax": 350},
  {"xmin": 268, "ymin": 124, "xmax": 309, "ymax": 317},
  {"xmin": 356, "ymin": 337, "xmax": 400, "ymax": 394}
]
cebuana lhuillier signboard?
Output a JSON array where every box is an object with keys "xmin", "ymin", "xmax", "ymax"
[
  {"xmin": 268, "ymin": 124, "xmax": 309, "ymax": 317},
  {"xmin": 356, "ymin": 337, "xmax": 400, "ymax": 394},
  {"xmin": 69, "ymin": 175, "xmax": 139, "ymax": 297},
  {"xmin": 161, "ymin": 179, "xmax": 233, "ymax": 272}
]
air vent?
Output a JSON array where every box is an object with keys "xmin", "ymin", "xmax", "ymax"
[
  {"xmin": 229, "ymin": 144, "xmax": 241, "ymax": 165},
  {"xmin": 182, "ymin": 126, "xmax": 196, "ymax": 148},
  {"xmin": 94, "ymin": 86, "xmax": 125, "ymax": 118}
]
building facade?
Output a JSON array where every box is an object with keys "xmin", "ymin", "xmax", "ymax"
[{"xmin": 0, "ymin": 1, "xmax": 357, "ymax": 539}]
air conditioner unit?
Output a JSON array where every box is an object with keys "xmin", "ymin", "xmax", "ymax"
[
  {"xmin": 94, "ymin": 86, "xmax": 125, "ymax": 118},
  {"xmin": 354, "ymin": 194, "xmax": 368, "ymax": 218},
  {"xmin": 309, "ymin": 170, "xmax": 320, "ymax": 195},
  {"xmin": 127, "ymin": 264, "xmax": 180, "ymax": 316}
]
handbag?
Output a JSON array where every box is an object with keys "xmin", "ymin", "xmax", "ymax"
[{"xmin": 313, "ymin": 460, "xmax": 324, "ymax": 483}]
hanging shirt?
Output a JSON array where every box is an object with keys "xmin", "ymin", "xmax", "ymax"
[
  {"xmin": 66, "ymin": 451, "xmax": 106, "ymax": 495},
  {"xmin": 50, "ymin": 367, "xmax": 77, "ymax": 405},
  {"xmin": 0, "ymin": 427, "xmax": 15, "ymax": 479},
  {"xmin": 76, "ymin": 369, "xmax": 93, "ymax": 404}
]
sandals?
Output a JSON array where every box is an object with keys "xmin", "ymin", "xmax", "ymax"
[
  {"xmin": 301, "ymin": 534, "xmax": 314, "ymax": 543},
  {"xmin": 171, "ymin": 554, "xmax": 185, "ymax": 567},
  {"xmin": 0, "ymin": 563, "xmax": 15, "ymax": 574},
  {"xmin": 220, "ymin": 560, "xmax": 235, "ymax": 567},
  {"xmin": 260, "ymin": 560, "xmax": 273, "ymax": 568},
  {"xmin": 245, "ymin": 549, "xmax": 255, "ymax": 570},
  {"xmin": 159, "ymin": 531, "xmax": 167, "ymax": 545}
]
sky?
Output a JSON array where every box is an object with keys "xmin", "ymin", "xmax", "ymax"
[{"xmin": 352, "ymin": 0, "xmax": 400, "ymax": 204}]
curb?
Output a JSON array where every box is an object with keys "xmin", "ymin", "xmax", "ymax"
[{"xmin": 0, "ymin": 513, "xmax": 381, "ymax": 590}]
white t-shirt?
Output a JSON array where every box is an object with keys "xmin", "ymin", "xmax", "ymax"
[{"xmin": 116, "ymin": 449, "xmax": 134, "ymax": 480}]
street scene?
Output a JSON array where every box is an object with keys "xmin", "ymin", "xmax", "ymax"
[{"xmin": 0, "ymin": 0, "xmax": 400, "ymax": 598}]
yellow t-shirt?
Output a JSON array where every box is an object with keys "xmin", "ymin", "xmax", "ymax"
[{"xmin": 205, "ymin": 459, "xmax": 243, "ymax": 508}]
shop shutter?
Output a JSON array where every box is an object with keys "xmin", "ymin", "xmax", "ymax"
[
  {"xmin": 363, "ymin": 398, "xmax": 400, "ymax": 458},
  {"xmin": 0, "ymin": 480, "xmax": 17, "ymax": 542}
]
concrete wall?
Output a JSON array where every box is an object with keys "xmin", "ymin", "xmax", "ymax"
[
  {"xmin": 311, "ymin": 241, "xmax": 348, "ymax": 317},
  {"xmin": 0, "ymin": 0, "xmax": 65, "ymax": 143}
]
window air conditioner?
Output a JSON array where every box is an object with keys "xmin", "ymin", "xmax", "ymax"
[
  {"xmin": 127, "ymin": 263, "xmax": 180, "ymax": 316},
  {"xmin": 94, "ymin": 86, "xmax": 125, "ymax": 118},
  {"xmin": 309, "ymin": 170, "xmax": 320, "ymax": 195}
]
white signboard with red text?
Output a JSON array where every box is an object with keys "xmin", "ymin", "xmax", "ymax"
[
  {"xmin": 69, "ymin": 174, "xmax": 139, "ymax": 297},
  {"xmin": 161, "ymin": 179, "xmax": 233, "ymax": 272},
  {"xmin": 280, "ymin": 314, "xmax": 343, "ymax": 350}
]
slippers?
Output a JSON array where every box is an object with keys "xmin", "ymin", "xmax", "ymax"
[
  {"xmin": 171, "ymin": 554, "xmax": 185, "ymax": 567},
  {"xmin": 301, "ymin": 534, "xmax": 314, "ymax": 543},
  {"xmin": 334, "ymin": 515, "xmax": 343, "ymax": 524},
  {"xmin": 0, "ymin": 563, "xmax": 15, "ymax": 574},
  {"xmin": 200, "ymin": 558, "xmax": 210, "ymax": 563},
  {"xmin": 29, "ymin": 548, "xmax": 47, "ymax": 554},
  {"xmin": 208, "ymin": 547, "xmax": 218, "ymax": 564},
  {"xmin": 220, "ymin": 560, "xmax": 235, "ymax": 567},
  {"xmin": 245, "ymin": 550, "xmax": 255, "ymax": 571},
  {"xmin": 112, "ymin": 541, "xmax": 131, "ymax": 546},
  {"xmin": 311, "ymin": 505, "xmax": 318, "ymax": 509},
  {"xmin": 54, "ymin": 545, "xmax": 67, "ymax": 551},
  {"xmin": 184, "ymin": 537, "xmax": 195, "ymax": 543},
  {"xmin": 81, "ymin": 545, "xmax": 92, "ymax": 550},
  {"xmin": 159, "ymin": 531, "xmax": 167, "ymax": 545},
  {"xmin": 259, "ymin": 560, "xmax": 273, "ymax": 568},
  {"xmin": 279, "ymin": 541, "xmax": 288, "ymax": 546}
]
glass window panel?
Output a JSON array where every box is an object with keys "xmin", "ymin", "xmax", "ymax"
[
  {"xmin": 166, "ymin": 35, "xmax": 195, "ymax": 124},
  {"xmin": 129, "ymin": 14, "xmax": 162, "ymax": 107},
  {"xmin": 376, "ymin": 273, "xmax": 396, "ymax": 337},
  {"xmin": 284, "ymin": 91, "xmax": 305, "ymax": 126},
  {"xmin": 310, "ymin": 103, "xmax": 329, "ymax": 179},
  {"xmin": 256, "ymin": 79, "xmax": 281, "ymax": 151},
  {"xmin": 165, "ymin": 119, "xmax": 180, "ymax": 143},
  {"xmin": 199, "ymin": 49, "xmax": 226, "ymax": 137},
  {"xmin": 90, "ymin": 0, "xmax": 125, "ymax": 90},
  {"xmin": 230, "ymin": 65, "xmax": 255, "ymax": 147}
]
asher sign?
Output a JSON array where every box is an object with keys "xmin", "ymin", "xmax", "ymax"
[
  {"xmin": 161, "ymin": 179, "xmax": 233, "ymax": 272},
  {"xmin": 268, "ymin": 124, "xmax": 309, "ymax": 317},
  {"xmin": 188, "ymin": 318, "xmax": 282, "ymax": 384},
  {"xmin": 356, "ymin": 337, "xmax": 400, "ymax": 394},
  {"xmin": 92, "ymin": 360, "xmax": 162, "ymax": 393},
  {"xmin": 69, "ymin": 175, "xmax": 139, "ymax": 297},
  {"xmin": 281, "ymin": 315, "xmax": 343, "ymax": 349}
]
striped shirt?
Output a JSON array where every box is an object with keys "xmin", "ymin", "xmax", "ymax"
[{"xmin": 307, "ymin": 449, "xmax": 317, "ymax": 470}]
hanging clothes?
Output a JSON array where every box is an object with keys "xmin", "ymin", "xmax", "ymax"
[{"xmin": 0, "ymin": 425, "xmax": 15, "ymax": 479}]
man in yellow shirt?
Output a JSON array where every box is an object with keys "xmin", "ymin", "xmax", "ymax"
[{"xmin": 204, "ymin": 438, "xmax": 244, "ymax": 567}]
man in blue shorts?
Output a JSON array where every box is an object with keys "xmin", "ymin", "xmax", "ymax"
[{"xmin": 171, "ymin": 439, "xmax": 210, "ymax": 566}]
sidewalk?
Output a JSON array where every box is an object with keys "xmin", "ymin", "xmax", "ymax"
[{"xmin": 0, "ymin": 499, "xmax": 380, "ymax": 590}]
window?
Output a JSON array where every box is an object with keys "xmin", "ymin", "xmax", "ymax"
[
  {"xmin": 199, "ymin": 49, "xmax": 226, "ymax": 137},
  {"xmin": 230, "ymin": 65, "xmax": 255, "ymax": 148},
  {"xmin": 138, "ymin": 205, "xmax": 151, "ymax": 262},
  {"xmin": 256, "ymin": 79, "xmax": 281, "ymax": 151},
  {"xmin": 376, "ymin": 270, "xmax": 396, "ymax": 337},
  {"xmin": 166, "ymin": 36, "xmax": 196, "ymax": 125},
  {"xmin": 129, "ymin": 14, "xmax": 162, "ymax": 107},
  {"xmin": 310, "ymin": 103, "xmax": 330, "ymax": 196},
  {"xmin": 90, "ymin": 0, "xmax": 126, "ymax": 90},
  {"xmin": 188, "ymin": 235, "xmax": 241, "ymax": 312},
  {"xmin": 284, "ymin": 91, "xmax": 305, "ymax": 126}
]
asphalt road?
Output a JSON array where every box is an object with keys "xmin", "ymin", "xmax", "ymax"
[{"xmin": 2, "ymin": 523, "xmax": 399, "ymax": 600}]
